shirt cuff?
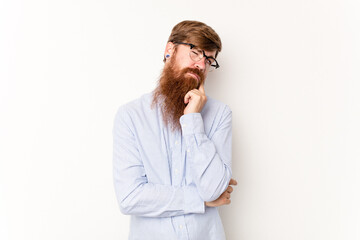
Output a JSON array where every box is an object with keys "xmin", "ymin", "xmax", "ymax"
[
  {"xmin": 183, "ymin": 185, "xmax": 205, "ymax": 214},
  {"xmin": 179, "ymin": 113, "xmax": 205, "ymax": 136}
]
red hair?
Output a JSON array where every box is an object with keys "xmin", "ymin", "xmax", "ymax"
[{"xmin": 164, "ymin": 20, "xmax": 222, "ymax": 62}]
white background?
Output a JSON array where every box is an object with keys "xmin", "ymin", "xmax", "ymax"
[{"xmin": 1, "ymin": 0, "xmax": 359, "ymax": 239}]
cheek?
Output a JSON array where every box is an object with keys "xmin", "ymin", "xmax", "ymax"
[
  {"xmin": 203, "ymin": 70, "xmax": 209, "ymax": 79},
  {"xmin": 175, "ymin": 53, "xmax": 193, "ymax": 69}
]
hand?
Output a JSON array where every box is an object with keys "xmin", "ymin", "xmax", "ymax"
[
  {"xmin": 205, "ymin": 178, "xmax": 238, "ymax": 207},
  {"xmin": 183, "ymin": 83, "xmax": 207, "ymax": 115}
]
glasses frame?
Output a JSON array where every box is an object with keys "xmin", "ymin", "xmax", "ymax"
[{"xmin": 172, "ymin": 41, "xmax": 220, "ymax": 70}]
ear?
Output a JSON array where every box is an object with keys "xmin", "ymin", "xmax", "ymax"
[{"xmin": 164, "ymin": 42, "xmax": 175, "ymax": 57}]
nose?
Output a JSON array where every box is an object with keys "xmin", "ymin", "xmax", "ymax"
[{"xmin": 194, "ymin": 57, "xmax": 206, "ymax": 71}]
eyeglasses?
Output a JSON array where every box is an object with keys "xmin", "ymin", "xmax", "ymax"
[{"xmin": 173, "ymin": 41, "xmax": 220, "ymax": 71}]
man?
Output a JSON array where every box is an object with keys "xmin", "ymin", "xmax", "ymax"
[{"xmin": 113, "ymin": 20, "xmax": 237, "ymax": 240}]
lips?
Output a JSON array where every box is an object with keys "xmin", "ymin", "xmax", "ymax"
[{"xmin": 187, "ymin": 72, "xmax": 200, "ymax": 82}]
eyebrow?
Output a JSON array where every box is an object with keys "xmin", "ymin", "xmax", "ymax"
[
  {"xmin": 204, "ymin": 52, "xmax": 216, "ymax": 59},
  {"xmin": 193, "ymin": 47, "xmax": 216, "ymax": 59}
]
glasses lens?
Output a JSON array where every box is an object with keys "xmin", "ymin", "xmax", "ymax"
[
  {"xmin": 209, "ymin": 59, "xmax": 218, "ymax": 72},
  {"xmin": 189, "ymin": 49, "xmax": 202, "ymax": 62},
  {"xmin": 189, "ymin": 47, "xmax": 219, "ymax": 72}
]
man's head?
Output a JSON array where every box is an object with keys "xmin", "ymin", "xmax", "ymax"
[
  {"xmin": 152, "ymin": 20, "xmax": 222, "ymax": 132},
  {"xmin": 163, "ymin": 20, "xmax": 222, "ymax": 78}
]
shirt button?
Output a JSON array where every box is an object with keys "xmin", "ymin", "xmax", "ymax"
[
  {"xmin": 183, "ymin": 124, "xmax": 186, "ymax": 127},
  {"xmin": 187, "ymin": 149, "xmax": 190, "ymax": 153},
  {"xmin": 175, "ymin": 169, "xmax": 178, "ymax": 174},
  {"xmin": 175, "ymin": 140, "xmax": 179, "ymax": 145},
  {"xmin": 179, "ymin": 224, "xmax": 183, "ymax": 229}
]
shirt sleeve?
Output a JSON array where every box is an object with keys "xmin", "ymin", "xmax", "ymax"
[
  {"xmin": 112, "ymin": 106, "xmax": 205, "ymax": 218},
  {"xmin": 179, "ymin": 105, "xmax": 232, "ymax": 202}
]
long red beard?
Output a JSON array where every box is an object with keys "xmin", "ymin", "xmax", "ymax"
[{"xmin": 152, "ymin": 59, "xmax": 205, "ymax": 133}]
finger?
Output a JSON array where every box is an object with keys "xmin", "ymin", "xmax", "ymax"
[
  {"xmin": 225, "ymin": 192, "xmax": 231, "ymax": 199},
  {"xmin": 198, "ymin": 82, "xmax": 205, "ymax": 94},
  {"xmin": 229, "ymin": 178, "xmax": 238, "ymax": 186},
  {"xmin": 227, "ymin": 186, "xmax": 233, "ymax": 193},
  {"xmin": 184, "ymin": 91, "xmax": 193, "ymax": 104}
]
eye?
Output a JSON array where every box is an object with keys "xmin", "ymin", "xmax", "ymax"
[
  {"xmin": 191, "ymin": 51, "xmax": 199, "ymax": 56},
  {"xmin": 207, "ymin": 58, "xmax": 215, "ymax": 65}
]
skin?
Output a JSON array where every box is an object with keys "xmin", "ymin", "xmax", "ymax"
[
  {"xmin": 164, "ymin": 42, "xmax": 238, "ymax": 207},
  {"xmin": 205, "ymin": 179, "xmax": 238, "ymax": 207}
]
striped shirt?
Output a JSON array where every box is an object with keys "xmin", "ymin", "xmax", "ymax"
[{"xmin": 113, "ymin": 91, "xmax": 232, "ymax": 240}]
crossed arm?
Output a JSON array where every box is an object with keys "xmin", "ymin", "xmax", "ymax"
[{"xmin": 112, "ymin": 105, "xmax": 235, "ymax": 217}]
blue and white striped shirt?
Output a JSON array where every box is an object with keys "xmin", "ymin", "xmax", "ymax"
[{"xmin": 113, "ymin": 91, "xmax": 232, "ymax": 240}]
